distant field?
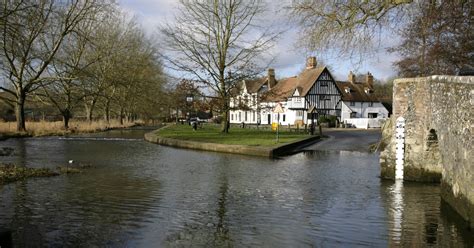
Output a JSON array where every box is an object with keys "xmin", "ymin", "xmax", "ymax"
[
  {"xmin": 156, "ymin": 124, "xmax": 311, "ymax": 147},
  {"xmin": 0, "ymin": 120, "xmax": 137, "ymax": 137}
]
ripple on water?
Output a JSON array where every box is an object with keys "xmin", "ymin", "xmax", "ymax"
[{"xmin": 0, "ymin": 133, "xmax": 473, "ymax": 247}]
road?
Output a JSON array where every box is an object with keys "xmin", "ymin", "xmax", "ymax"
[{"xmin": 306, "ymin": 129, "xmax": 382, "ymax": 152}]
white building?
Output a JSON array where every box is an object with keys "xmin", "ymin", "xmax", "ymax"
[
  {"xmin": 230, "ymin": 57, "xmax": 389, "ymax": 128},
  {"xmin": 335, "ymin": 72, "xmax": 390, "ymax": 128},
  {"xmin": 229, "ymin": 68, "xmax": 277, "ymax": 124}
]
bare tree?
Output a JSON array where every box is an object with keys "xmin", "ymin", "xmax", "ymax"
[
  {"xmin": 289, "ymin": 0, "xmax": 412, "ymax": 61},
  {"xmin": 0, "ymin": 0, "xmax": 101, "ymax": 131},
  {"xmin": 390, "ymin": 1, "xmax": 473, "ymax": 76},
  {"xmin": 34, "ymin": 10, "xmax": 103, "ymax": 129},
  {"xmin": 161, "ymin": 0, "xmax": 279, "ymax": 133}
]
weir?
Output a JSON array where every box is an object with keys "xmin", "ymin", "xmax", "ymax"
[{"xmin": 380, "ymin": 75, "xmax": 474, "ymax": 228}]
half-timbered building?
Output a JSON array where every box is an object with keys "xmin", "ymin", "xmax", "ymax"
[{"xmin": 229, "ymin": 57, "xmax": 388, "ymax": 127}]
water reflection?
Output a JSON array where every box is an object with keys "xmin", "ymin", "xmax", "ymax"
[
  {"xmin": 0, "ymin": 129, "xmax": 472, "ymax": 246},
  {"xmin": 382, "ymin": 180, "xmax": 473, "ymax": 247}
]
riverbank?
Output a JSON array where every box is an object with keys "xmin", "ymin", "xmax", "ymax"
[
  {"xmin": 145, "ymin": 124, "xmax": 320, "ymax": 157},
  {"xmin": 0, "ymin": 120, "xmax": 140, "ymax": 139},
  {"xmin": 0, "ymin": 164, "xmax": 58, "ymax": 184},
  {"xmin": 0, "ymin": 163, "xmax": 92, "ymax": 185}
]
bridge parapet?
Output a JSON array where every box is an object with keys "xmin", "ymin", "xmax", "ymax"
[{"xmin": 380, "ymin": 75, "xmax": 473, "ymax": 228}]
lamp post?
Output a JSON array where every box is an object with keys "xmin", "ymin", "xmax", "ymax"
[{"xmin": 186, "ymin": 94, "xmax": 194, "ymax": 120}]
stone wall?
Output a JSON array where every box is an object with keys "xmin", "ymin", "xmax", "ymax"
[{"xmin": 380, "ymin": 75, "xmax": 473, "ymax": 228}]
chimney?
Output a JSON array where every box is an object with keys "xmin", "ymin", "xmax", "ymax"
[
  {"xmin": 267, "ymin": 68, "xmax": 276, "ymax": 88},
  {"xmin": 306, "ymin": 57, "xmax": 317, "ymax": 69},
  {"xmin": 348, "ymin": 71, "xmax": 356, "ymax": 84},
  {"xmin": 366, "ymin": 72, "xmax": 374, "ymax": 87}
]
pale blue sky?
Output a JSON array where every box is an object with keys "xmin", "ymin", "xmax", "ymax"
[{"xmin": 118, "ymin": 0, "xmax": 400, "ymax": 82}]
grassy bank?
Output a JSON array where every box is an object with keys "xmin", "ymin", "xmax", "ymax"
[
  {"xmin": 156, "ymin": 124, "xmax": 311, "ymax": 147},
  {"xmin": 0, "ymin": 120, "xmax": 138, "ymax": 137},
  {"xmin": 0, "ymin": 163, "xmax": 93, "ymax": 185},
  {"xmin": 0, "ymin": 164, "xmax": 59, "ymax": 184}
]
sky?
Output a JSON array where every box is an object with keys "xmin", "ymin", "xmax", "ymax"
[{"xmin": 118, "ymin": 0, "xmax": 401, "ymax": 82}]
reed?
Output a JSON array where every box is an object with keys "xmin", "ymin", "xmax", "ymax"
[{"xmin": 0, "ymin": 119, "xmax": 138, "ymax": 137}]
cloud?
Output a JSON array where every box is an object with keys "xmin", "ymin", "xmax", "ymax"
[
  {"xmin": 118, "ymin": 0, "xmax": 178, "ymax": 35},
  {"xmin": 117, "ymin": 0, "xmax": 401, "ymax": 81}
]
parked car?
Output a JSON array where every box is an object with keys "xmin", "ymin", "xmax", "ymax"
[{"xmin": 188, "ymin": 117, "xmax": 206, "ymax": 124}]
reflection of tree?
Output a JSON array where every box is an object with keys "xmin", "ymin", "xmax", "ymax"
[
  {"xmin": 2, "ymin": 167, "xmax": 160, "ymax": 246},
  {"xmin": 166, "ymin": 157, "xmax": 232, "ymax": 247},
  {"xmin": 9, "ymin": 181, "xmax": 45, "ymax": 246},
  {"xmin": 214, "ymin": 171, "xmax": 230, "ymax": 243}
]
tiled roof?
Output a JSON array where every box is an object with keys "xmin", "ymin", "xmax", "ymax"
[
  {"xmin": 243, "ymin": 78, "xmax": 267, "ymax": 93},
  {"xmin": 262, "ymin": 77, "xmax": 298, "ymax": 102},
  {"xmin": 263, "ymin": 67, "xmax": 326, "ymax": 102},
  {"xmin": 296, "ymin": 67, "xmax": 326, "ymax": 96},
  {"xmin": 335, "ymin": 81, "xmax": 379, "ymax": 102}
]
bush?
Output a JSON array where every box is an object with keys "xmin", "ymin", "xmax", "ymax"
[
  {"xmin": 212, "ymin": 116, "xmax": 223, "ymax": 124},
  {"xmin": 318, "ymin": 115, "xmax": 337, "ymax": 127}
]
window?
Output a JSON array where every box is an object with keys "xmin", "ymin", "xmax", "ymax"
[
  {"xmin": 245, "ymin": 111, "xmax": 248, "ymax": 122},
  {"xmin": 294, "ymin": 97, "xmax": 302, "ymax": 103},
  {"xmin": 238, "ymin": 112, "xmax": 241, "ymax": 121},
  {"xmin": 350, "ymin": 112, "xmax": 357, "ymax": 118},
  {"xmin": 350, "ymin": 101, "xmax": 355, "ymax": 106},
  {"xmin": 253, "ymin": 111, "xmax": 256, "ymax": 122},
  {"xmin": 320, "ymin": 95, "xmax": 330, "ymax": 101},
  {"xmin": 320, "ymin": 81, "xmax": 328, "ymax": 87},
  {"xmin": 297, "ymin": 110, "xmax": 304, "ymax": 117},
  {"xmin": 283, "ymin": 114, "xmax": 286, "ymax": 122},
  {"xmin": 369, "ymin": 102, "xmax": 374, "ymax": 107},
  {"xmin": 368, "ymin": 113, "xmax": 378, "ymax": 118},
  {"xmin": 231, "ymin": 114, "xmax": 233, "ymax": 121}
]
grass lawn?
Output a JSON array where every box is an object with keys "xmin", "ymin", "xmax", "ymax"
[{"xmin": 156, "ymin": 123, "xmax": 312, "ymax": 147}]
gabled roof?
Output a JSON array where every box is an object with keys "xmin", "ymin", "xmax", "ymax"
[
  {"xmin": 262, "ymin": 77, "xmax": 298, "ymax": 102},
  {"xmin": 335, "ymin": 81, "xmax": 379, "ymax": 102},
  {"xmin": 262, "ymin": 67, "xmax": 326, "ymax": 102},
  {"xmin": 243, "ymin": 78, "xmax": 267, "ymax": 93},
  {"xmin": 296, "ymin": 67, "xmax": 326, "ymax": 96}
]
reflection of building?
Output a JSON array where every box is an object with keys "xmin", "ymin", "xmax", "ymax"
[{"xmin": 229, "ymin": 57, "xmax": 388, "ymax": 127}]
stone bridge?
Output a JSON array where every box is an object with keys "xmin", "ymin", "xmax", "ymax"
[{"xmin": 380, "ymin": 75, "xmax": 473, "ymax": 228}]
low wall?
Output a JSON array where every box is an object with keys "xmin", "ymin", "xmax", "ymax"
[
  {"xmin": 344, "ymin": 118, "xmax": 386, "ymax": 128},
  {"xmin": 379, "ymin": 75, "xmax": 473, "ymax": 227},
  {"xmin": 144, "ymin": 131, "xmax": 320, "ymax": 158}
]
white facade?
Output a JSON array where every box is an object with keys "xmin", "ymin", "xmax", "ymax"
[
  {"xmin": 340, "ymin": 101, "xmax": 389, "ymax": 121},
  {"xmin": 231, "ymin": 96, "xmax": 315, "ymax": 126},
  {"xmin": 340, "ymin": 101, "xmax": 389, "ymax": 128},
  {"xmin": 229, "ymin": 61, "xmax": 389, "ymax": 128}
]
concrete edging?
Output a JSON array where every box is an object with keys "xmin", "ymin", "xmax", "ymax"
[{"xmin": 144, "ymin": 129, "xmax": 320, "ymax": 158}]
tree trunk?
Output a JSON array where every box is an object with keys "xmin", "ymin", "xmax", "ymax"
[
  {"xmin": 15, "ymin": 93, "xmax": 26, "ymax": 132},
  {"xmin": 85, "ymin": 100, "xmax": 96, "ymax": 123},
  {"xmin": 175, "ymin": 107, "xmax": 179, "ymax": 124},
  {"xmin": 62, "ymin": 110, "xmax": 71, "ymax": 130},
  {"xmin": 221, "ymin": 101, "xmax": 230, "ymax": 133},
  {"xmin": 104, "ymin": 100, "xmax": 110, "ymax": 123},
  {"xmin": 119, "ymin": 107, "xmax": 124, "ymax": 125}
]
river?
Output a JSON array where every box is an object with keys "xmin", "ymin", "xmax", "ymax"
[{"xmin": 0, "ymin": 128, "xmax": 472, "ymax": 247}]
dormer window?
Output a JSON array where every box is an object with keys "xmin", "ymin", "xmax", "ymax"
[
  {"xmin": 364, "ymin": 88, "xmax": 373, "ymax": 94},
  {"xmin": 345, "ymin": 87, "xmax": 351, "ymax": 94}
]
